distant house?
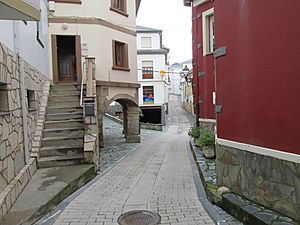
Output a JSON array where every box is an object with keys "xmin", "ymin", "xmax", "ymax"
[
  {"xmin": 0, "ymin": 0, "xmax": 50, "ymax": 218},
  {"xmin": 185, "ymin": 0, "xmax": 300, "ymax": 221},
  {"xmin": 137, "ymin": 25, "xmax": 169, "ymax": 125}
]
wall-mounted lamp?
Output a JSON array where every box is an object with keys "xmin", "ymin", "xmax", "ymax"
[{"xmin": 62, "ymin": 23, "xmax": 68, "ymax": 30}]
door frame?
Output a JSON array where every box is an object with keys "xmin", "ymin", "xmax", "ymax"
[{"xmin": 51, "ymin": 34, "xmax": 82, "ymax": 84}]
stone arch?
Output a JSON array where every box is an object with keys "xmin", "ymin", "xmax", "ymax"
[
  {"xmin": 104, "ymin": 94, "xmax": 138, "ymax": 109},
  {"xmin": 99, "ymin": 93, "xmax": 140, "ymax": 147}
]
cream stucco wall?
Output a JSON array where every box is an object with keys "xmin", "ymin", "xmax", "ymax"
[
  {"xmin": 49, "ymin": 23, "xmax": 137, "ymax": 83},
  {"xmin": 49, "ymin": 1, "xmax": 138, "ymax": 84},
  {"xmin": 50, "ymin": 0, "xmax": 136, "ymax": 32}
]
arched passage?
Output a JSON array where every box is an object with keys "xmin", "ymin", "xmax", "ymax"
[{"xmin": 97, "ymin": 86, "xmax": 141, "ymax": 148}]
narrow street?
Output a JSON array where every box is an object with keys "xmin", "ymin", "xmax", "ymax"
[{"xmin": 37, "ymin": 94, "xmax": 217, "ymax": 225}]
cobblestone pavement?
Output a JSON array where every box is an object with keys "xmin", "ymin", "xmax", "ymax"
[
  {"xmin": 50, "ymin": 95, "xmax": 215, "ymax": 225},
  {"xmin": 99, "ymin": 117, "xmax": 162, "ymax": 172}
]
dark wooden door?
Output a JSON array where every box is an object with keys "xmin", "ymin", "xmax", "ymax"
[{"xmin": 51, "ymin": 35, "xmax": 82, "ymax": 83}]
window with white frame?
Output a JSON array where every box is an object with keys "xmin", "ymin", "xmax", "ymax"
[
  {"xmin": 142, "ymin": 61, "xmax": 154, "ymax": 79},
  {"xmin": 202, "ymin": 8, "xmax": 215, "ymax": 56},
  {"xmin": 141, "ymin": 37, "xmax": 152, "ymax": 48}
]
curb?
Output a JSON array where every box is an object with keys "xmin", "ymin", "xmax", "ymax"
[{"xmin": 189, "ymin": 140, "xmax": 299, "ymax": 225}]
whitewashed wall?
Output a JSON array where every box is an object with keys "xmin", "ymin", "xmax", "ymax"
[
  {"xmin": 137, "ymin": 33, "xmax": 161, "ymax": 49},
  {"xmin": 0, "ymin": 0, "xmax": 50, "ymax": 77}
]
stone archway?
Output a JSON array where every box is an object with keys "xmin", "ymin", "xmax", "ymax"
[{"xmin": 96, "ymin": 81, "xmax": 141, "ymax": 147}]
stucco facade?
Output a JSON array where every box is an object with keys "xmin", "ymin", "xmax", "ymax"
[
  {"xmin": 186, "ymin": 0, "xmax": 300, "ymax": 221},
  {"xmin": 48, "ymin": 0, "xmax": 141, "ymax": 146}
]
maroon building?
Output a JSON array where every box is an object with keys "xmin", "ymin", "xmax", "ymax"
[{"xmin": 185, "ymin": 0, "xmax": 300, "ymax": 221}]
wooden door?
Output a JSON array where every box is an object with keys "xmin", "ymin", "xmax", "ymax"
[{"xmin": 51, "ymin": 35, "xmax": 82, "ymax": 83}]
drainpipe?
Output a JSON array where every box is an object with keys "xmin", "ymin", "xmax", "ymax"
[{"xmin": 13, "ymin": 21, "xmax": 30, "ymax": 164}]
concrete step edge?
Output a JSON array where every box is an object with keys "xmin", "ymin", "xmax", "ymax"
[
  {"xmin": 43, "ymin": 127, "xmax": 84, "ymax": 132},
  {"xmin": 44, "ymin": 119, "xmax": 83, "ymax": 124},
  {"xmin": 46, "ymin": 112, "xmax": 82, "ymax": 116},
  {"xmin": 38, "ymin": 154, "xmax": 84, "ymax": 162},
  {"xmin": 40, "ymin": 145, "xmax": 83, "ymax": 151},
  {"xmin": 42, "ymin": 136, "xmax": 84, "ymax": 141}
]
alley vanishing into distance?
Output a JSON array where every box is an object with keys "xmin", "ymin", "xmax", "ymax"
[{"xmin": 35, "ymin": 95, "xmax": 217, "ymax": 225}]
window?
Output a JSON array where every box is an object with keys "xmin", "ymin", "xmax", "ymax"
[
  {"xmin": 110, "ymin": 0, "xmax": 127, "ymax": 16},
  {"xmin": 0, "ymin": 83, "xmax": 9, "ymax": 113},
  {"xmin": 27, "ymin": 90, "xmax": 36, "ymax": 111},
  {"xmin": 141, "ymin": 37, "xmax": 152, "ymax": 48},
  {"xmin": 143, "ymin": 86, "xmax": 154, "ymax": 105},
  {"xmin": 209, "ymin": 15, "xmax": 215, "ymax": 54},
  {"xmin": 112, "ymin": 40, "xmax": 129, "ymax": 71},
  {"xmin": 202, "ymin": 8, "xmax": 215, "ymax": 56},
  {"xmin": 142, "ymin": 61, "xmax": 153, "ymax": 79}
]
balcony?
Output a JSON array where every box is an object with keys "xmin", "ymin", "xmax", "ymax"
[{"xmin": 0, "ymin": 0, "xmax": 40, "ymax": 21}]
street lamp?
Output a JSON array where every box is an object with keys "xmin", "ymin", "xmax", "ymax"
[{"xmin": 182, "ymin": 65, "xmax": 189, "ymax": 76}]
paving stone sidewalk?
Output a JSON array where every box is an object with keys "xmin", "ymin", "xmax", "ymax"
[
  {"xmin": 99, "ymin": 116, "xmax": 162, "ymax": 171},
  {"xmin": 50, "ymin": 116, "xmax": 215, "ymax": 225}
]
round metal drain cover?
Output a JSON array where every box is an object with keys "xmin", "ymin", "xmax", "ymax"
[{"xmin": 117, "ymin": 210, "xmax": 161, "ymax": 225}]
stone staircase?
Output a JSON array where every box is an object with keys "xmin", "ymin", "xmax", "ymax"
[{"xmin": 38, "ymin": 84, "xmax": 85, "ymax": 168}]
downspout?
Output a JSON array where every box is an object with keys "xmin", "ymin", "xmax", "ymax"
[{"xmin": 13, "ymin": 21, "xmax": 30, "ymax": 164}]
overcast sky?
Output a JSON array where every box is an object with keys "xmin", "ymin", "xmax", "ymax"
[{"xmin": 137, "ymin": 0, "xmax": 192, "ymax": 64}]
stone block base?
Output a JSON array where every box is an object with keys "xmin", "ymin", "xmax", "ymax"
[
  {"xmin": 216, "ymin": 143, "xmax": 300, "ymax": 221},
  {"xmin": 126, "ymin": 135, "xmax": 140, "ymax": 143},
  {"xmin": 199, "ymin": 119, "xmax": 215, "ymax": 133}
]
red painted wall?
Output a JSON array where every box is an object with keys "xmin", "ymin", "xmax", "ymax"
[
  {"xmin": 192, "ymin": 2, "xmax": 215, "ymax": 120},
  {"xmin": 215, "ymin": 0, "xmax": 300, "ymax": 154}
]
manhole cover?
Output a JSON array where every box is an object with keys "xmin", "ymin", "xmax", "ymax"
[{"xmin": 117, "ymin": 210, "xmax": 161, "ymax": 225}]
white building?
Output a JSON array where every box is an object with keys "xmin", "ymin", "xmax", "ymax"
[
  {"xmin": 137, "ymin": 26, "xmax": 169, "ymax": 125},
  {"xmin": 48, "ymin": 0, "xmax": 142, "ymax": 144},
  {"xmin": 168, "ymin": 60, "xmax": 193, "ymax": 101},
  {"xmin": 0, "ymin": 0, "xmax": 50, "ymax": 217}
]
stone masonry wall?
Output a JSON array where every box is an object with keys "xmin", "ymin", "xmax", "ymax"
[
  {"xmin": 216, "ymin": 144, "xmax": 300, "ymax": 221},
  {"xmin": 0, "ymin": 42, "xmax": 48, "ymax": 193}
]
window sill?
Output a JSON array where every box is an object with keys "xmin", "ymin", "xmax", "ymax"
[
  {"xmin": 0, "ymin": 111, "xmax": 10, "ymax": 116},
  {"xmin": 28, "ymin": 108, "xmax": 37, "ymax": 112},
  {"xmin": 203, "ymin": 52, "xmax": 214, "ymax": 56},
  {"xmin": 110, "ymin": 7, "xmax": 129, "ymax": 17},
  {"xmin": 112, "ymin": 66, "xmax": 130, "ymax": 72}
]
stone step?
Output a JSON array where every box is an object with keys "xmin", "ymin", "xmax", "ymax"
[
  {"xmin": 47, "ymin": 106, "xmax": 83, "ymax": 114},
  {"xmin": 48, "ymin": 95, "xmax": 80, "ymax": 102},
  {"xmin": 37, "ymin": 154, "xmax": 85, "ymax": 168},
  {"xmin": 50, "ymin": 90, "xmax": 81, "ymax": 96},
  {"xmin": 47, "ymin": 100, "xmax": 80, "ymax": 108},
  {"xmin": 39, "ymin": 145, "xmax": 83, "ymax": 157},
  {"xmin": 46, "ymin": 112, "xmax": 83, "ymax": 121},
  {"xmin": 41, "ymin": 136, "xmax": 83, "ymax": 147},
  {"xmin": 43, "ymin": 127, "xmax": 84, "ymax": 138},
  {"xmin": 44, "ymin": 119, "xmax": 83, "ymax": 129},
  {"xmin": 50, "ymin": 84, "xmax": 80, "ymax": 91}
]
